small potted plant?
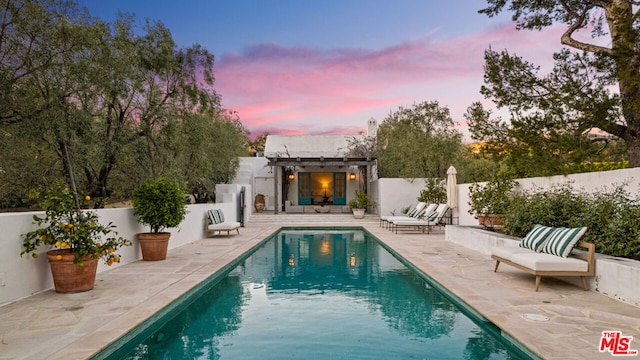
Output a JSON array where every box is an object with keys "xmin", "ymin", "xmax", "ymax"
[
  {"xmin": 132, "ymin": 177, "xmax": 187, "ymax": 261},
  {"xmin": 468, "ymin": 176, "xmax": 517, "ymax": 228},
  {"xmin": 21, "ymin": 183, "xmax": 131, "ymax": 293},
  {"xmin": 348, "ymin": 190, "xmax": 377, "ymax": 219}
]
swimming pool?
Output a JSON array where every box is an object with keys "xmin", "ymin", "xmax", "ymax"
[{"xmin": 94, "ymin": 228, "xmax": 537, "ymax": 359}]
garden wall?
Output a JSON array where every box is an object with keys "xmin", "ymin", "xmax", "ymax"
[
  {"xmin": 374, "ymin": 178, "xmax": 430, "ymax": 217},
  {"xmin": 0, "ymin": 188, "xmax": 243, "ymax": 306},
  {"xmin": 454, "ymin": 167, "xmax": 640, "ymax": 226}
]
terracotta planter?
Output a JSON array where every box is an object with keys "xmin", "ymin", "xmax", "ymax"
[
  {"xmin": 47, "ymin": 249, "xmax": 98, "ymax": 293},
  {"xmin": 476, "ymin": 213, "xmax": 505, "ymax": 227},
  {"xmin": 138, "ymin": 232, "xmax": 171, "ymax": 261},
  {"xmin": 254, "ymin": 194, "xmax": 265, "ymax": 213}
]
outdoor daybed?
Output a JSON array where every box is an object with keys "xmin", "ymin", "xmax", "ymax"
[
  {"xmin": 491, "ymin": 225, "xmax": 595, "ymax": 291},
  {"xmin": 204, "ymin": 209, "xmax": 241, "ymax": 237}
]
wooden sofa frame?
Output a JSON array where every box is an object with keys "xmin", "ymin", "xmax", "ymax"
[
  {"xmin": 203, "ymin": 217, "xmax": 240, "ymax": 237},
  {"xmin": 492, "ymin": 241, "xmax": 595, "ymax": 291}
]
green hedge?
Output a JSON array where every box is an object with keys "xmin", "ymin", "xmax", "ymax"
[{"xmin": 504, "ymin": 183, "xmax": 640, "ymax": 260}]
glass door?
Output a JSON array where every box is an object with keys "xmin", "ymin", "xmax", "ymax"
[
  {"xmin": 298, "ymin": 172, "xmax": 311, "ymax": 205},
  {"xmin": 333, "ymin": 172, "xmax": 346, "ymax": 205}
]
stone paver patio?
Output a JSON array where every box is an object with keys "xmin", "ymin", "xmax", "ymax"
[{"xmin": 0, "ymin": 213, "xmax": 638, "ymax": 359}]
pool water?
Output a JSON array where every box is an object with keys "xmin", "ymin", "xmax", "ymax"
[{"xmin": 97, "ymin": 228, "xmax": 535, "ymax": 359}]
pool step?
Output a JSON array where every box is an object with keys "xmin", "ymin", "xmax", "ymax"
[{"xmin": 248, "ymin": 212, "xmax": 379, "ymax": 225}]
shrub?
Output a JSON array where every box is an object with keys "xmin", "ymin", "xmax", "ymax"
[
  {"xmin": 418, "ymin": 178, "xmax": 447, "ymax": 204},
  {"xmin": 468, "ymin": 177, "xmax": 517, "ymax": 215},
  {"xmin": 504, "ymin": 183, "xmax": 640, "ymax": 260},
  {"xmin": 348, "ymin": 190, "xmax": 377, "ymax": 210}
]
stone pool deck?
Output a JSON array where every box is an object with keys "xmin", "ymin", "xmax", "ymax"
[{"xmin": 1, "ymin": 213, "xmax": 639, "ymax": 359}]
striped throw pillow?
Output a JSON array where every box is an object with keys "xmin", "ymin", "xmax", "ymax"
[
  {"xmin": 207, "ymin": 209, "xmax": 225, "ymax": 225},
  {"xmin": 413, "ymin": 208, "xmax": 426, "ymax": 219},
  {"xmin": 427, "ymin": 211, "xmax": 438, "ymax": 221},
  {"xmin": 406, "ymin": 207, "xmax": 417, "ymax": 217},
  {"xmin": 520, "ymin": 225, "xmax": 555, "ymax": 251},
  {"xmin": 207, "ymin": 210, "xmax": 216, "ymax": 224},
  {"xmin": 540, "ymin": 227, "xmax": 588, "ymax": 258}
]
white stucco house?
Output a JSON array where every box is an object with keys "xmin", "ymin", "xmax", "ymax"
[{"xmin": 234, "ymin": 119, "xmax": 378, "ymax": 214}]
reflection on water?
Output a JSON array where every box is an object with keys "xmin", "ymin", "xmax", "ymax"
[{"xmin": 115, "ymin": 230, "xmax": 527, "ymax": 360}]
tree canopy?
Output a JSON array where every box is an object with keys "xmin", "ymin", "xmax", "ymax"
[
  {"xmin": 472, "ymin": 0, "xmax": 640, "ymax": 168},
  {"xmin": 376, "ymin": 101, "xmax": 464, "ymax": 179},
  {"xmin": 0, "ymin": 0, "xmax": 248, "ymax": 208}
]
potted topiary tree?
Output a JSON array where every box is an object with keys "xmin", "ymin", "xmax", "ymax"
[
  {"xmin": 132, "ymin": 177, "xmax": 187, "ymax": 261},
  {"xmin": 348, "ymin": 190, "xmax": 377, "ymax": 219}
]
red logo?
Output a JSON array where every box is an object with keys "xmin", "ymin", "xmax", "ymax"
[{"xmin": 600, "ymin": 331, "xmax": 638, "ymax": 356}]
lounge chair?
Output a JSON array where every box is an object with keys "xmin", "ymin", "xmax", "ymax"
[
  {"xmin": 204, "ymin": 209, "xmax": 241, "ymax": 237},
  {"xmin": 379, "ymin": 202, "xmax": 428, "ymax": 228},
  {"xmin": 380, "ymin": 202, "xmax": 436, "ymax": 228},
  {"xmin": 382, "ymin": 203, "xmax": 437, "ymax": 230},
  {"xmin": 391, "ymin": 204, "xmax": 450, "ymax": 234}
]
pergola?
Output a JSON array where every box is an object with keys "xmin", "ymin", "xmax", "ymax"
[{"xmin": 266, "ymin": 155, "xmax": 377, "ymax": 214}]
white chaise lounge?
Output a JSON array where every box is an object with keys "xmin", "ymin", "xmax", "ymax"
[
  {"xmin": 204, "ymin": 209, "xmax": 241, "ymax": 237},
  {"xmin": 379, "ymin": 202, "xmax": 429, "ymax": 228},
  {"xmin": 391, "ymin": 203, "xmax": 449, "ymax": 234},
  {"xmin": 491, "ymin": 225, "xmax": 595, "ymax": 291}
]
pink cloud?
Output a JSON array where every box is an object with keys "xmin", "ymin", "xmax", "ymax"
[{"xmin": 215, "ymin": 22, "xmax": 568, "ymax": 137}]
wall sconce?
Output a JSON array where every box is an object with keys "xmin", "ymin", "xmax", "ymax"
[
  {"xmin": 288, "ymin": 173, "xmax": 295, "ymax": 181},
  {"xmin": 349, "ymin": 173, "xmax": 356, "ymax": 181}
]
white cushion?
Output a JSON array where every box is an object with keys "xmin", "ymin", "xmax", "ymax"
[
  {"xmin": 491, "ymin": 246, "xmax": 533, "ymax": 262},
  {"xmin": 387, "ymin": 216, "xmax": 419, "ymax": 222},
  {"xmin": 393, "ymin": 219, "xmax": 432, "ymax": 226},
  {"xmin": 207, "ymin": 221, "xmax": 240, "ymax": 231},
  {"xmin": 510, "ymin": 252, "xmax": 588, "ymax": 272},
  {"xmin": 380, "ymin": 214, "xmax": 414, "ymax": 221}
]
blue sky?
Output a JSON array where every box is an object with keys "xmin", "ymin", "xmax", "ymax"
[{"xmin": 79, "ymin": 1, "xmax": 564, "ymax": 138}]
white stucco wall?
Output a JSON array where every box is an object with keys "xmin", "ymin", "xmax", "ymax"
[
  {"xmin": 373, "ymin": 167, "xmax": 640, "ymax": 226},
  {"xmin": 455, "ymin": 167, "xmax": 640, "ymax": 226},
  {"xmin": 374, "ymin": 178, "xmax": 430, "ymax": 217},
  {"xmin": 0, "ymin": 190, "xmax": 242, "ymax": 306}
]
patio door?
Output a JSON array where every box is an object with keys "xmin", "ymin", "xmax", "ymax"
[
  {"xmin": 333, "ymin": 172, "xmax": 346, "ymax": 205},
  {"xmin": 298, "ymin": 172, "xmax": 311, "ymax": 205}
]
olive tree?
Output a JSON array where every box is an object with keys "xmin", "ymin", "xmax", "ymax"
[
  {"xmin": 476, "ymin": 1, "xmax": 640, "ymax": 168},
  {"xmin": 377, "ymin": 101, "xmax": 463, "ymax": 179}
]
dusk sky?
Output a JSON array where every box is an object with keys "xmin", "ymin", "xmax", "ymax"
[{"xmin": 79, "ymin": 1, "xmax": 567, "ymax": 139}]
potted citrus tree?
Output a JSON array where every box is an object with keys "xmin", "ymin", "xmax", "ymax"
[
  {"xmin": 132, "ymin": 177, "xmax": 187, "ymax": 261},
  {"xmin": 21, "ymin": 183, "xmax": 131, "ymax": 293},
  {"xmin": 348, "ymin": 190, "xmax": 377, "ymax": 219},
  {"xmin": 468, "ymin": 177, "xmax": 517, "ymax": 228}
]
